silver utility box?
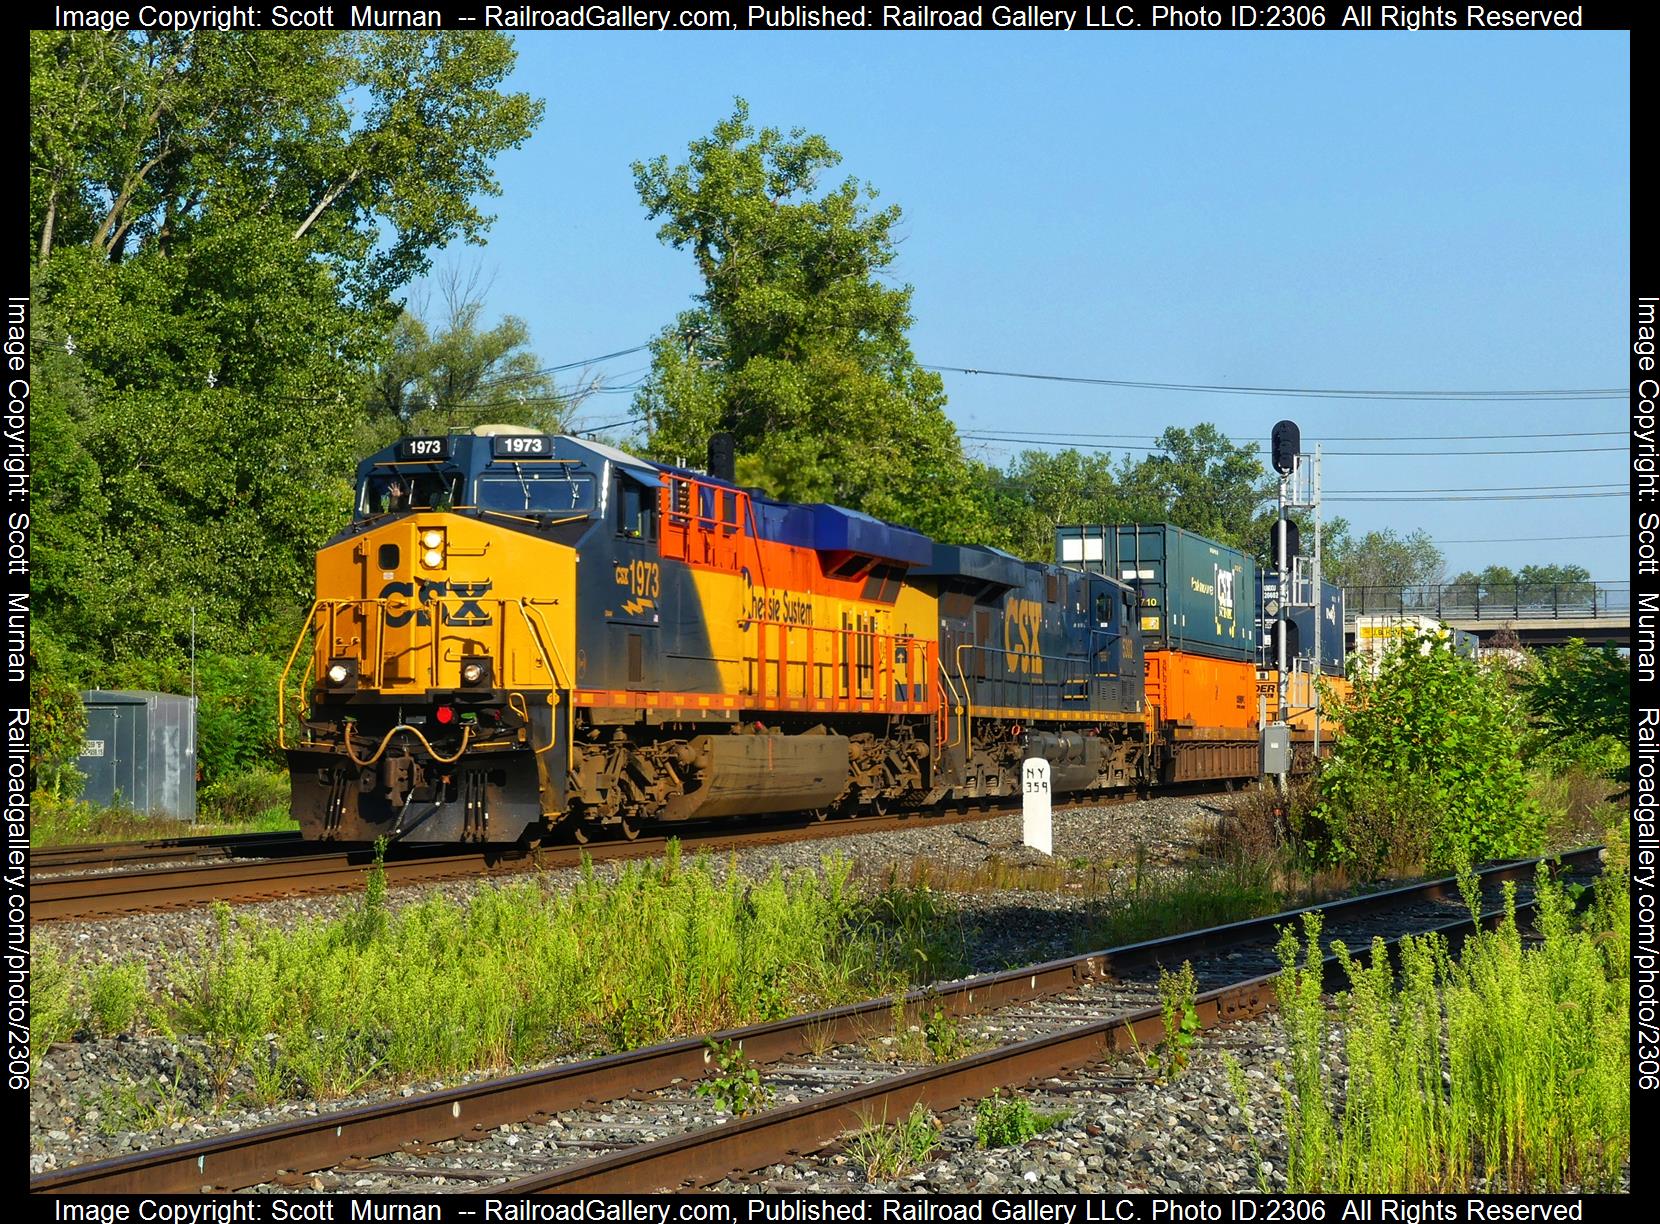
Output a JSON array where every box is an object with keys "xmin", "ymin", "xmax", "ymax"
[
  {"xmin": 1260, "ymin": 723, "xmax": 1292, "ymax": 776},
  {"xmin": 76, "ymin": 690, "xmax": 198, "ymax": 819}
]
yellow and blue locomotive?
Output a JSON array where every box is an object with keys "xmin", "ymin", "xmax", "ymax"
[{"xmin": 283, "ymin": 427, "xmax": 1151, "ymax": 843}]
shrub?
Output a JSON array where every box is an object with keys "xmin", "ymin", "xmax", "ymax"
[
  {"xmin": 86, "ymin": 961, "xmax": 150, "ymax": 1037},
  {"xmin": 1521, "ymin": 639, "xmax": 1630, "ymax": 786},
  {"xmin": 29, "ymin": 633, "xmax": 87, "ymax": 798},
  {"xmin": 1308, "ymin": 633, "xmax": 1539, "ymax": 877},
  {"xmin": 197, "ymin": 769, "xmax": 292, "ymax": 828}
]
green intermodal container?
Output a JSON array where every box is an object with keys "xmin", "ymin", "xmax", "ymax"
[{"xmin": 1054, "ymin": 524, "xmax": 1258, "ymax": 661}]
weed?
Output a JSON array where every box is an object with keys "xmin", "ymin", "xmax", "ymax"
[
  {"xmin": 973, "ymin": 1090, "xmax": 1070, "ymax": 1148},
  {"xmin": 803, "ymin": 1018, "xmax": 840, "ymax": 1058},
  {"xmin": 95, "ymin": 1070, "xmax": 191, "ymax": 1135},
  {"xmin": 1222, "ymin": 1053, "xmax": 1270, "ymax": 1193},
  {"xmin": 1143, "ymin": 961, "xmax": 1200, "ymax": 1082},
  {"xmin": 694, "ymin": 1039, "xmax": 773, "ymax": 1117},
  {"xmin": 1272, "ymin": 860, "xmax": 1630, "ymax": 1192},
  {"xmin": 923, "ymin": 1002, "xmax": 971, "ymax": 1063},
  {"xmin": 37, "ymin": 846, "xmax": 970, "ymax": 1112},
  {"xmin": 30, "ymin": 780, "xmax": 298, "ymax": 849},
  {"xmin": 845, "ymin": 1102, "xmax": 941, "ymax": 1182},
  {"xmin": 28, "ymin": 938, "xmax": 77, "ymax": 1073},
  {"xmin": 86, "ymin": 960, "xmax": 148, "ymax": 1038},
  {"xmin": 1077, "ymin": 860, "xmax": 1290, "ymax": 951}
]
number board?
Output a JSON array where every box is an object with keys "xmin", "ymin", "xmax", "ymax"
[
  {"xmin": 397, "ymin": 436, "xmax": 450, "ymax": 461},
  {"xmin": 491, "ymin": 434, "xmax": 552, "ymax": 458}
]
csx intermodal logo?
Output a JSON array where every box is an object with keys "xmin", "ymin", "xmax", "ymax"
[{"xmin": 379, "ymin": 579, "xmax": 494, "ymax": 628}]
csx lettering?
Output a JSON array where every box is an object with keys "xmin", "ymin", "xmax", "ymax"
[
  {"xmin": 380, "ymin": 578, "xmax": 494, "ymax": 627},
  {"xmin": 1215, "ymin": 567, "xmax": 1235, "ymax": 620},
  {"xmin": 614, "ymin": 560, "xmax": 660, "ymax": 601},
  {"xmin": 1003, "ymin": 597, "xmax": 1045, "ymax": 676}
]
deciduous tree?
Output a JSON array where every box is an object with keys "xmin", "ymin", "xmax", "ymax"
[{"xmin": 631, "ymin": 100, "xmax": 986, "ymax": 542}]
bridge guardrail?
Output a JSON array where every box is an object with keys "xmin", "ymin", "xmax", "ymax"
[{"xmin": 1342, "ymin": 581, "xmax": 1630, "ymax": 622}]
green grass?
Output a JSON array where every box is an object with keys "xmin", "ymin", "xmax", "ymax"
[
  {"xmin": 33, "ymin": 844, "xmax": 968, "ymax": 1107},
  {"xmin": 1077, "ymin": 856, "xmax": 1298, "ymax": 950},
  {"xmin": 846, "ymin": 1103, "xmax": 942, "ymax": 1181},
  {"xmin": 1274, "ymin": 854, "xmax": 1630, "ymax": 1192},
  {"xmin": 30, "ymin": 770, "xmax": 297, "ymax": 848}
]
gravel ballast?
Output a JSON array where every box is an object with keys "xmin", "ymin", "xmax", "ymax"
[{"xmin": 29, "ymin": 795, "xmax": 1222, "ymax": 1176}]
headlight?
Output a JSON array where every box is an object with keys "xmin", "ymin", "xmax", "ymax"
[
  {"xmin": 461, "ymin": 663, "xmax": 483, "ymax": 684},
  {"xmin": 422, "ymin": 548, "xmax": 444, "ymax": 569},
  {"xmin": 460, "ymin": 659, "xmax": 493, "ymax": 688},
  {"xmin": 421, "ymin": 530, "xmax": 443, "ymax": 549},
  {"xmin": 324, "ymin": 659, "xmax": 358, "ymax": 689}
]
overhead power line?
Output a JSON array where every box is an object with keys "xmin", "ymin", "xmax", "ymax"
[
  {"xmin": 1435, "ymin": 533, "xmax": 1628, "ymax": 543},
  {"xmin": 1326, "ymin": 491, "xmax": 1628, "ymax": 502},
  {"xmin": 929, "ymin": 364, "xmax": 1627, "ymax": 402},
  {"xmin": 1335, "ymin": 483, "xmax": 1625, "ymax": 494},
  {"xmin": 956, "ymin": 432, "xmax": 1626, "ymax": 457}
]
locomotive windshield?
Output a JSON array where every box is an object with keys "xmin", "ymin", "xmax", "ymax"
[
  {"xmin": 359, "ymin": 469, "xmax": 462, "ymax": 517},
  {"xmin": 477, "ymin": 469, "xmax": 596, "ymax": 515}
]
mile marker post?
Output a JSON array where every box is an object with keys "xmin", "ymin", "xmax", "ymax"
[{"xmin": 1022, "ymin": 757, "xmax": 1052, "ymax": 855}]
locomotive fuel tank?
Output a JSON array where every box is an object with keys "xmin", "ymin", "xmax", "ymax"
[{"xmin": 662, "ymin": 731, "xmax": 852, "ymax": 820}]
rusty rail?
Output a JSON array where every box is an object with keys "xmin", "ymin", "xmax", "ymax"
[{"xmin": 29, "ymin": 847, "xmax": 1599, "ymax": 1193}]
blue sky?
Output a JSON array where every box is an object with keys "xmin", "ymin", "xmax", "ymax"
[{"xmin": 423, "ymin": 31, "xmax": 1630, "ymax": 583}]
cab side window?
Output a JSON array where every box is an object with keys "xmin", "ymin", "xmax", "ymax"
[{"xmin": 614, "ymin": 476, "xmax": 658, "ymax": 541}]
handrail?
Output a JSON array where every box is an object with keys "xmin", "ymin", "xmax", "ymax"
[
  {"xmin": 514, "ymin": 602, "xmax": 571, "ymax": 772},
  {"xmin": 278, "ymin": 600, "xmax": 327, "ymax": 751}
]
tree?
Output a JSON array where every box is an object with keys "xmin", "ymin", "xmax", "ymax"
[
  {"xmin": 631, "ymin": 100, "xmax": 987, "ymax": 542},
  {"xmin": 367, "ymin": 264, "xmax": 587, "ymax": 444},
  {"xmin": 1116, "ymin": 424, "xmax": 1275, "ymax": 553},
  {"xmin": 1447, "ymin": 563, "xmax": 1596, "ymax": 613},
  {"xmin": 1308, "ymin": 632, "xmax": 1540, "ymax": 878},
  {"xmin": 28, "ymin": 30, "xmax": 544, "ymax": 676},
  {"xmin": 1523, "ymin": 639, "xmax": 1630, "ymax": 782},
  {"xmin": 32, "ymin": 31, "xmax": 543, "ymax": 297},
  {"xmin": 1322, "ymin": 523, "xmax": 1445, "ymax": 614}
]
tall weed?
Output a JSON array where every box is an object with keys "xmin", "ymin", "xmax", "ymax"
[{"xmin": 1275, "ymin": 862, "xmax": 1629, "ymax": 1191}]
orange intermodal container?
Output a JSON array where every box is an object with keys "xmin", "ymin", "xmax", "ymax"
[{"xmin": 1143, "ymin": 650, "xmax": 1260, "ymax": 733}]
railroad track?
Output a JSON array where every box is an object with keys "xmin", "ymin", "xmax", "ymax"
[
  {"xmin": 28, "ymin": 800, "xmax": 1075, "ymax": 922},
  {"xmin": 28, "ymin": 783, "xmax": 1217, "ymax": 922},
  {"xmin": 30, "ymin": 830, "xmax": 305, "ymax": 873},
  {"xmin": 30, "ymin": 845, "xmax": 1602, "ymax": 1194}
]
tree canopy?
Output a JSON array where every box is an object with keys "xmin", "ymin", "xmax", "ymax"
[
  {"xmin": 1321, "ymin": 523, "xmax": 1445, "ymax": 606},
  {"xmin": 30, "ymin": 29, "xmax": 543, "ymax": 674},
  {"xmin": 630, "ymin": 99, "xmax": 988, "ymax": 543},
  {"xmin": 366, "ymin": 264, "xmax": 585, "ymax": 446}
]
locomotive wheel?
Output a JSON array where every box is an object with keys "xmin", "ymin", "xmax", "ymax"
[
  {"xmin": 571, "ymin": 822, "xmax": 591, "ymax": 845},
  {"xmin": 810, "ymin": 808, "xmax": 829, "ymax": 823},
  {"xmin": 620, "ymin": 816, "xmax": 643, "ymax": 841}
]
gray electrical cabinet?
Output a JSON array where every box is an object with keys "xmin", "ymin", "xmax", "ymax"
[
  {"xmin": 76, "ymin": 691, "xmax": 198, "ymax": 820},
  {"xmin": 1260, "ymin": 723, "xmax": 1291, "ymax": 776}
]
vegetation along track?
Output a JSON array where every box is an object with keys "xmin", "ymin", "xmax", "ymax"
[
  {"xmin": 30, "ymin": 846, "xmax": 1601, "ymax": 1194},
  {"xmin": 27, "ymin": 786, "xmax": 1201, "ymax": 922}
]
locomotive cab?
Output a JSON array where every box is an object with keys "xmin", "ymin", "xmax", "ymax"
[{"xmin": 285, "ymin": 427, "xmax": 595, "ymax": 844}]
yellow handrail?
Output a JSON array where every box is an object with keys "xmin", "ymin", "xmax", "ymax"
[
  {"xmin": 278, "ymin": 600, "xmax": 327, "ymax": 751},
  {"xmin": 514, "ymin": 601, "xmax": 572, "ymax": 772}
]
